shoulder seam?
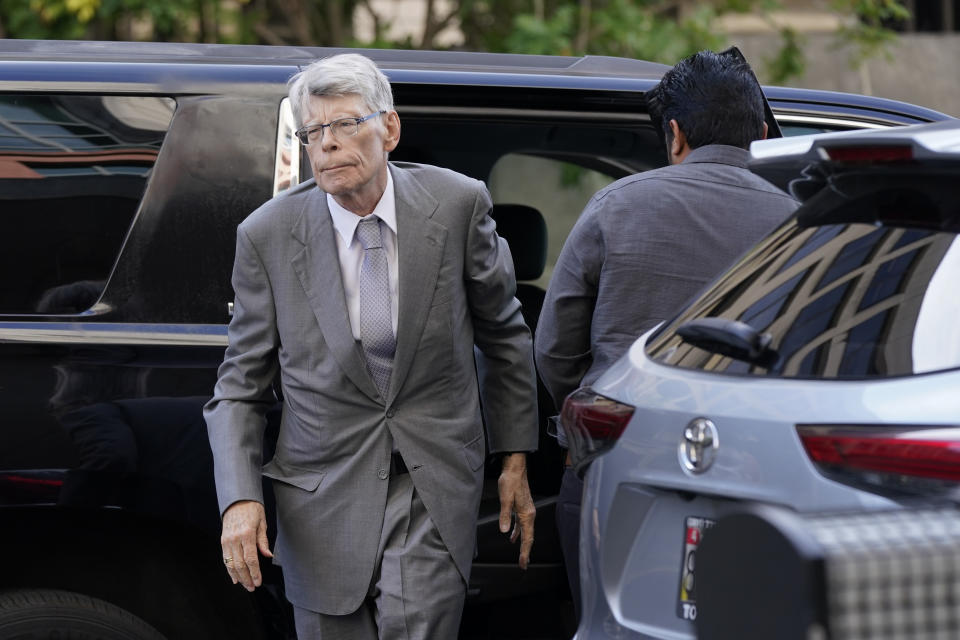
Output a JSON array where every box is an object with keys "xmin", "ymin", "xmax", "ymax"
[{"xmin": 596, "ymin": 172, "xmax": 795, "ymax": 202}]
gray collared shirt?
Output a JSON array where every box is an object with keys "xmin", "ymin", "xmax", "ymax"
[{"xmin": 535, "ymin": 144, "xmax": 799, "ymax": 428}]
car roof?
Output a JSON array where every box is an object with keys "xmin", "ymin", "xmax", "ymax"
[{"xmin": 0, "ymin": 39, "xmax": 672, "ymax": 79}]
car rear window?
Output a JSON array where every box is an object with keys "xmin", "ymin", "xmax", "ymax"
[{"xmin": 645, "ymin": 219, "xmax": 960, "ymax": 379}]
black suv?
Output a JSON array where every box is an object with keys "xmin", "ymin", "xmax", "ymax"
[{"xmin": 0, "ymin": 39, "xmax": 949, "ymax": 640}]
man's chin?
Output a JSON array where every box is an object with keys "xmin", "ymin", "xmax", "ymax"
[{"xmin": 317, "ymin": 177, "xmax": 352, "ymax": 196}]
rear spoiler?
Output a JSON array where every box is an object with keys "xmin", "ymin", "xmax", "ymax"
[{"xmin": 748, "ymin": 119, "xmax": 960, "ymax": 192}]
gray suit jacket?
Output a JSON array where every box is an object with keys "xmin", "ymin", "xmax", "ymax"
[
  {"xmin": 535, "ymin": 145, "xmax": 799, "ymax": 409},
  {"xmin": 204, "ymin": 162, "xmax": 537, "ymax": 614}
]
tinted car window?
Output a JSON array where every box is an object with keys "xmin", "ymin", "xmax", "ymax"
[
  {"xmin": 646, "ymin": 221, "xmax": 960, "ymax": 379},
  {"xmin": 488, "ymin": 153, "xmax": 616, "ymax": 288},
  {"xmin": 0, "ymin": 95, "xmax": 174, "ymax": 315}
]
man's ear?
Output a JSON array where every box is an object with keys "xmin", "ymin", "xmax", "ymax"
[
  {"xmin": 668, "ymin": 119, "xmax": 688, "ymax": 164},
  {"xmin": 761, "ymin": 122, "xmax": 769, "ymax": 140},
  {"xmin": 383, "ymin": 110, "xmax": 401, "ymax": 152}
]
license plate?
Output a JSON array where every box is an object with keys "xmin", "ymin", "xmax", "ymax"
[{"xmin": 677, "ymin": 516, "xmax": 716, "ymax": 621}]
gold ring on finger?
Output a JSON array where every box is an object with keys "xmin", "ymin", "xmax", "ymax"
[{"xmin": 223, "ymin": 556, "xmax": 233, "ymax": 564}]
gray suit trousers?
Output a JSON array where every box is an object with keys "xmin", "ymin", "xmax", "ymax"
[{"xmin": 293, "ymin": 473, "xmax": 466, "ymax": 639}]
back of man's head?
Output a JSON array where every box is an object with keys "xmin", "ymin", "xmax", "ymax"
[{"xmin": 646, "ymin": 50, "xmax": 765, "ymax": 152}]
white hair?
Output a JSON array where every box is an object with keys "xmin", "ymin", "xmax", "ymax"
[{"xmin": 288, "ymin": 53, "xmax": 394, "ymax": 129}]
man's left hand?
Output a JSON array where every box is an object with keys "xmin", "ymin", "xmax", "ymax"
[{"xmin": 498, "ymin": 452, "xmax": 536, "ymax": 570}]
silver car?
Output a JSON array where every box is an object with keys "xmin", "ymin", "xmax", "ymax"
[{"xmin": 564, "ymin": 119, "xmax": 960, "ymax": 639}]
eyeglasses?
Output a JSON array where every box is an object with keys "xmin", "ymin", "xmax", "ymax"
[{"xmin": 295, "ymin": 110, "xmax": 386, "ymax": 145}]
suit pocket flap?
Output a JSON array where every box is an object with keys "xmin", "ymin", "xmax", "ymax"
[
  {"xmin": 462, "ymin": 433, "xmax": 486, "ymax": 472},
  {"xmin": 262, "ymin": 459, "xmax": 325, "ymax": 492}
]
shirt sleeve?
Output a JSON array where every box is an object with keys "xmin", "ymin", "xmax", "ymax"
[{"xmin": 534, "ymin": 196, "xmax": 605, "ymax": 411}]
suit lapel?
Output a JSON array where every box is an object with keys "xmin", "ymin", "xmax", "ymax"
[
  {"xmin": 389, "ymin": 165, "xmax": 446, "ymax": 405},
  {"xmin": 290, "ymin": 188, "xmax": 381, "ymax": 402}
]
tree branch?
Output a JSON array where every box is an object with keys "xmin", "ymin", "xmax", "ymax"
[
  {"xmin": 357, "ymin": 0, "xmax": 384, "ymax": 39},
  {"xmin": 326, "ymin": 0, "xmax": 345, "ymax": 46},
  {"xmin": 254, "ymin": 20, "xmax": 290, "ymax": 46},
  {"xmin": 433, "ymin": 6, "xmax": 459, "ymax": 33},
  {"xmin": 271, "ymin": 0, "xmax": 313, "ymax": 46},
  {"xmin": 422, "ymin": 0, "xmax": 460, "ymax": 48},
  {"xmin": 575, "ymin": 0, "xmax": 591, "ymax": 53}
]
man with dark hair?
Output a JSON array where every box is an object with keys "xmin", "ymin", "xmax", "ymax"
[
  {"xmin": 534, "ymin": 49, "xmax": 798, "ymax": 620},
  {"xmin": 646, "ymin": 49, "xmax": 768, "ymax": 152}
]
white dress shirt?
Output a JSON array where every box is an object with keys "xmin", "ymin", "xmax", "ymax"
[{"xmin": 327, "ymin": 170, "xmax": 399, "ymax": 342}]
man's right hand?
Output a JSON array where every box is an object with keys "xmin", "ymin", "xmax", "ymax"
[{"xmin": 221, "ymin": 500, "xmax": 273, "ymax": 592}]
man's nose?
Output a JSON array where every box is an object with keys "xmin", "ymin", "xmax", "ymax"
[{"xmin": 321, "ymin": 131, "xmax": 340, "ymax": 152}]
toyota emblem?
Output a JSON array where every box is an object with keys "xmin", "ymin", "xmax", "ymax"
[{"xmin": 679, "ymin": 418, "xmax": 719, "ymax": 474}]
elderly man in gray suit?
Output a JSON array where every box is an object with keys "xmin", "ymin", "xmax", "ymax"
[
  {"xmin": 535, "ymin": 50, "xmax": 799, "ymax": 621},
  {"xmin": 205, "ymin": 53, "xmax": 538, "ymax": 639}
]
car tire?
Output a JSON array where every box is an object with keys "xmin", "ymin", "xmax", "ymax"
[{"xmin": 0, "ymin": 589, "xmax": 167, "ymax": 640}]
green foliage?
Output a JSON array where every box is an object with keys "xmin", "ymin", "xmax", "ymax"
[
  {"xmin": 457, "ymin": 0, "xmax": 536, "ymax": 53},
  {"xmin": 840, "ymin": 0, "xmax": 910, "ymax": 23},
  {"xmin": 497, "ymin": 0, "xmax": 908, "ymax": 83},
  {"xmin": 505, "ymin": 0, "xmax": 727, "ymax": 63},
  {"xmin": 831, "ymin": 0, "xmax": 911, "ymax": 68},
  {"xmin": 506, "ymin": 5, "xmax": 577, "ymax": 56},
  {"xmin": 3, "ymin": 0, "xmax": 94, "ymax": 39},
  {"xmin": 2, "ymin": 0, "xmax": 251, "ymax": 41},
  {"xmin": 560, "ymin": 161, "xmax": 583, "ymax": 187},
  {"xmin": 764, "ymin": 25, "xmax": 805, "ymax": 83},
  {"xmin": 96, "ymin": 0, "xmax": 195, "ymax": 39}
]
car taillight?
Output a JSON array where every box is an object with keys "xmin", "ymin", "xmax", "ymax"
[
  {"xmin": 822, "ymin": 145, "xmax": 913, "ymax": 164},
  {"xmin": 560, "ymin": 388, "xmax": 635, "ymax": 474},
  {"xmin": 798, "ymin": 425, "xmax": 960, "ymax": 494}
]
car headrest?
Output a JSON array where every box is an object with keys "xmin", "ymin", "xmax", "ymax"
[{"xmin": 490, "ymin": 204, "xmax": 547, "ymax": 282}]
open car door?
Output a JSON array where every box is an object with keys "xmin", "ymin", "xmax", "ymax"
[{"xmin": 720, "ymin": 46, "xmax": 783, "ymax": 139}]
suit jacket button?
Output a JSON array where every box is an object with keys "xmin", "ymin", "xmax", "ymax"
[
  {"xmin": 386, "ymin": 409, "xmax": 395, "ymax": 418},
  {"xmin": 378, "ymin": 469, "xmax": 388, "ymax": 480}
]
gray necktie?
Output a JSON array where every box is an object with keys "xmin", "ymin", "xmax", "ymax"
[{"xmin": 356, "ymin": 217, "xmax": 395, "ymax": 397}]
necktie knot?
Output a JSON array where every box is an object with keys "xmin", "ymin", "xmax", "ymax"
[{"xmin": 356, "ymin": 217, "xmax": 383, "ymax": 250}]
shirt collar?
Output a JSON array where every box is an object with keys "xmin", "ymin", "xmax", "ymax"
[
  {"xmin": 327, "ymin": 169, "xmax": 397, "ymax": 246},
  {"xmin": 681, "ymin": 144, "xmax": 750, "ymax": 169}
]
